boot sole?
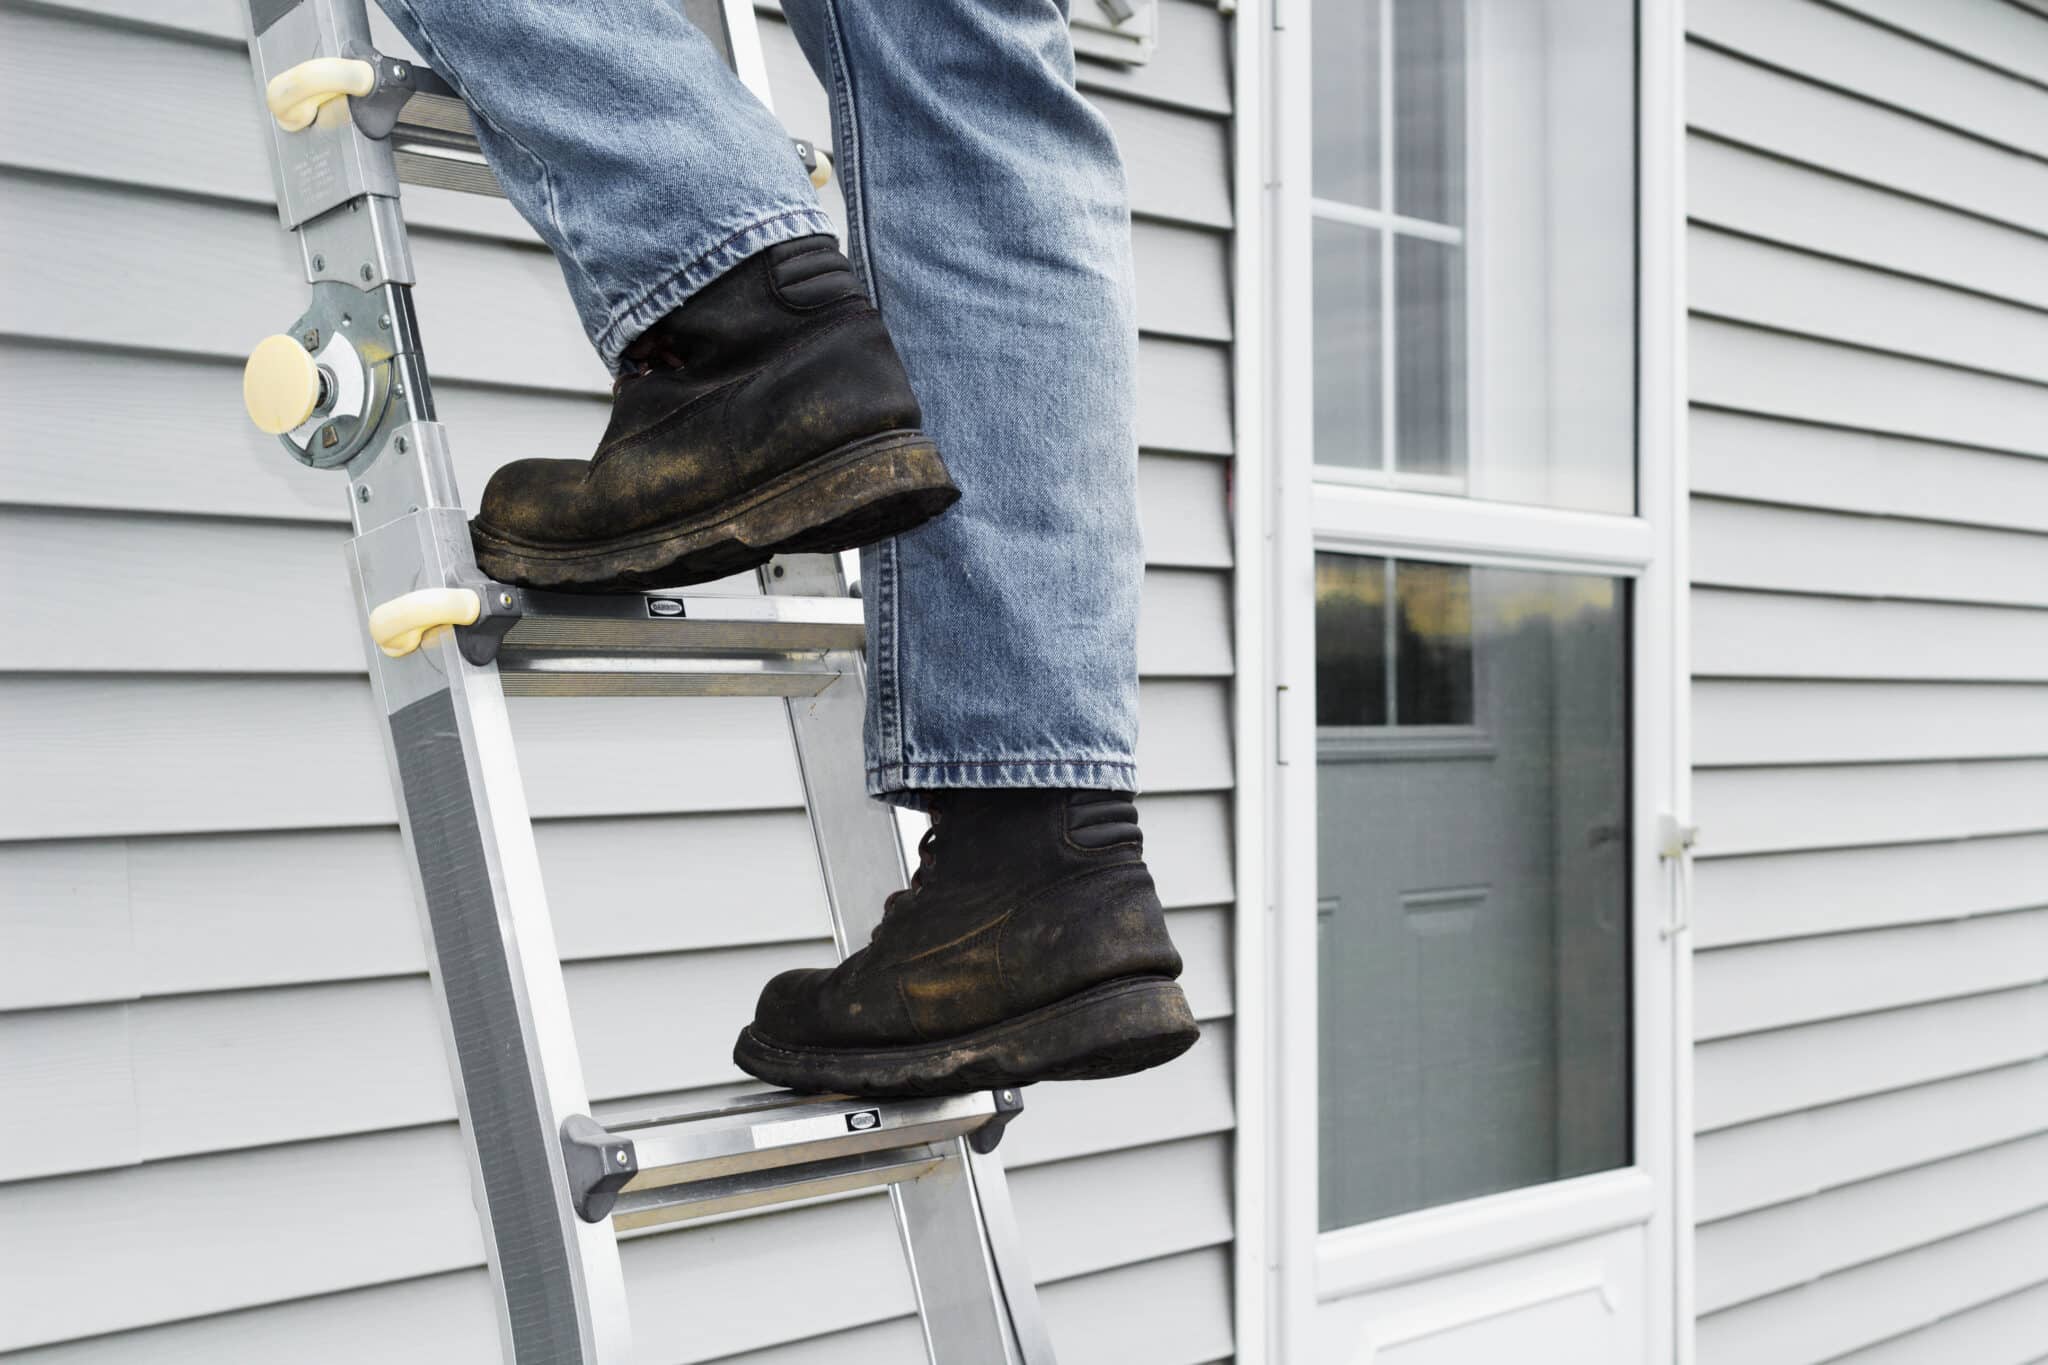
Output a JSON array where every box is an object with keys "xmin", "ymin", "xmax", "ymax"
[
  {"xmin": 731, "ymin": 975, "xmax": 1201, "ymax": 1098},
  {"xmin": 470, "ymin": 429, "xmax": 960, "ymax": 592}
]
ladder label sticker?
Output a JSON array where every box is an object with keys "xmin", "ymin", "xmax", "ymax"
[
  {"xmin": 845, "ymin": 1108, "xmax": 882, "ymax": 1134},
  {"xmin": 645, "ymin": 597, "xmax": 686, "ymax": 618}
]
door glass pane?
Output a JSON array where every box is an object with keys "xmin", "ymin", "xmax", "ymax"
[
  {"xmin": 1315, "ymin": 557, "xmax": 1632, "ymax": 1230},
  {"xmin": 1308, "ymin": 0, "xmax": 1636, "ymax": 515},
  {"xmin": 1393, "ymin": 0, "xmax": 1465, "ymax": 227},
  {"xmin": 1312, "ymin": 0, "xmax": 1380, "ymax": 207},
  {"xmin": 1393, "ymin": 235, "xmax": 1467, "ymax": 483},
  {"xmin": 1313, "ymin": 220, "xmax": 1383, "ymax": 473}
]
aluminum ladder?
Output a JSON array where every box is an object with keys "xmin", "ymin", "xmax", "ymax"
[{"xmin": 236, "ymin": 2, "xmax": 1058, "ymax": 1360}]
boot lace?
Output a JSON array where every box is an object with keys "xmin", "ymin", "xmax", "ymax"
[{"xmin": 878, "ymin": 819, "xmax": 941, "ymax": 928}]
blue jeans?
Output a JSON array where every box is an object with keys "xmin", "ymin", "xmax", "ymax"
[{"xmin": 374, "ymin": 0, "xmax": 1143, "ymax": 806}]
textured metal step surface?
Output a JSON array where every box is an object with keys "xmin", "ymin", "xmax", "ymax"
[
  {"xmin": 599, "ymin": 1089, "xmax": 1009, "ymax": 1230},
  {"xmin": 391, "ymin": 67, "xmax": 500, "ymax": 197},
  {"xmin": 494, "ymin": 589, "xmax": 865, "ymax": 698}
]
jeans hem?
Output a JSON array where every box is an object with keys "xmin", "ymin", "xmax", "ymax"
[
  {"xmin": 866, "ymin": 758, "xmax": 1140, "ymax": 810},
  {"xmin": 591, "ymin": 206, "xmax": 838, "ymax": 372}
]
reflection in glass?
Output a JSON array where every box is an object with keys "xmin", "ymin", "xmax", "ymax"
[
  {"xmin": 1316, "ymin": 559, "xmax": 1632, "ymax": 1230},
  {"xmin": 1311, "ymin": 0, "xmax": 1380, "ymax": 207},
  {"xmin": 1313, "ymin": 220, "xmax": 1382, "ymax": 473},
  {"xmin": 1395, "ymin": 561, "xmax": 1473, "ymax": 725},
  {"xmin": 1393, "ymin": 0, "xmax": 1465, "ymax": 227},
  {"xmin": 1394, "ymin": 235, "xmax": 1467, "ymax": 482},
  {"xmin": 1315, "ymin": 554, "xmax": 1389, "ymax": 726}
]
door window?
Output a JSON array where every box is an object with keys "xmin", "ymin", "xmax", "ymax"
[
  {"xmin": 1306, "ymin": 0, "xmax": 1641, "ymax": 1235},
  {"xmin": 1315, "ymin": 559, "xmax": 1632, "ymax": 1230}
]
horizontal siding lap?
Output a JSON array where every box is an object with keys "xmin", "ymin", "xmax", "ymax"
[
  {"xmin": 1688, "ymin": 0, "xmax": 2048, "ymax": 158},
  {"xmin": 1687, "ymin": 8, "xmax": 2048, "ymax": 1363},
  {"xmin": 1696, "ymin": 1207, "xmax": 2048, "ymax": 1365},
  {"xmin": 1687, "ymin": 223, "xmax": 2048, "ymax": 384},
  {"xmin": 1688, "ymin": 409, "xmax": 2048, "ymax": 535},
  {"xmin": 1686, "ymin": 136, "xmax": 2048, "ymax": 314},
  {"xmin": 1695, "ymin": 1058, "xmax": 2048, "ymax": 1223},
  {"xmin": 1693, "ymin": 678, "xmax": 2048, "ymax": 766},
  {"xmin": 1694, "ymin": 984, "xmax": 2048, "ymax": 1132},
  {"xmin": 1826, "ymin": 1277, "xmax": 2048, "ymax": 1365},
  {"xmin": 1691, "ymin": 587, "xmax": 2048, "ymax": 683},
  {"xmin": 1693, "ymin": 907, "xmax": 2048, "ymax": 1041},
  {"xmin": 1690, "ymin": 833, "xmax": 2048, "ymax": 947},
  {"xmin": 1694, "ymin": 759, "xmax": 2048, "ymax": 856},
  {"xmin": 1686, "ymin": 42, "xmax": 2048, "ymax": 236},
  {"xmin": 1696, "ymin": 1132, "xmax": 2048, "ymax": 1316},
  {"xmin": 1690, "ymin": 318, "xmax": 2048, "ymax": 458}
]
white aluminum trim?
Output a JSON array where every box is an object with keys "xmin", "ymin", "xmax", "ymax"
[
  {"xmin": 1231, "ymin": 3, "xmax": 1278, "ymax": 1360},
  {"xmin": 1314, "ymin": 1169, "xmax": 1657, "ymax": 1302},
  {"xmin": 1310, "ymin": 484, "xmax": 1655, "ymax": 576}
]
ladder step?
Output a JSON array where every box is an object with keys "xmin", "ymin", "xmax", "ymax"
[
  {"xmin": 392, "ymin": 68, "xmax": 501, "ymax": 197},
  {"xmin": 493, "ymin": 590, "xmax": 865, "ymax": 699},
  {"xmin": 583, "ymin": 1089, "xmax": 1021, "ymax": 1232}
]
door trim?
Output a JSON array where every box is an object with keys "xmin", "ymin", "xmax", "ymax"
[{"xmin": 1251, "ymin": 0, "xmax": 1693, "ymax": 1359}]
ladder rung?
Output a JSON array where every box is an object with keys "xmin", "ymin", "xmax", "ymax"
[
  {"xmin": 506, "ymin": 590, "xmax": 865, "ymax": 654},
  {"xmin": 597, "ymin": 1090, "xmax": 1004, "ymax": 1231},
  {"xmin": 497, "ymin": 653, "xmax": 844, "ymax": 698},
  {"xmin": 392, "ymin": 68, "xmax": 501, "ymax": 197},
  {"xmin": 490, "ymin": 591, "xmax": 864, "ymax": 697}
]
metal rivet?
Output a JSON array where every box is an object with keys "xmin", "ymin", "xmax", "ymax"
[
  {"xmin": 613, "ymin": 1149, "xmax": 629, "ymax": 1167},
  {"xmin": 378, "ymin": 313, "xmax": 391, "ymax": 329},
  {"xmin": 311, "ymin": 254, "xmax": 325, "ymax": 271},
  {"xmin": 320, "ymin": 425, "xmax": 340, "ymax": 449},
  {"xmin": 1001, "ymin": 1091, "xmax": 1016, "ymax": 1104},
  {"xmin": 340, "ymin": 314, "xmax": 351, "ymax": 328},
  {"xmin": 356, "ymin": 484, "xmax": 372, "ymax": 503},
  {"xmin": 301, "ymin": 328, "xmax": 320, "ymax": 350},
  {"xmin": 360, "ymin": 264, "xmax": 374, "ymax": 282},
  {"xmin": 499, "ymin": 593, "xmax": 514, "ymax": 608},
  {"xmin": 393, "ymin": 63, "xmax": 407, "ymax": 77},
  {"xmin": 771, "ymin": 564, "xmax": 785, "ymax": 578},
  {"xmin": 395, "ymin": 436, "xmax": 409, "ymax": 453}
]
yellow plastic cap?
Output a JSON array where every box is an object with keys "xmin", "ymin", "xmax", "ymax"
[
  {"xmin": 368, "ymin": 588, "xmax": 482, "ymax": 659},
  {"xmin": 266, "ymin": 57, "xmax": 377, "ymax": 132},
  {"xmin": 809, "ymin": 150, "xmax": 833, "ymax": 190},
  {"xmin": 244, "ymin": 334, "xmax": 323, "ymax": 435}
]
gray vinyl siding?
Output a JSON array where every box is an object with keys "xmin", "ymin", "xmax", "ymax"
[
  {"xmin": 1684, "ymin": 2, "xmax": 2048, "ymax": 1362},
  {"xmin": 0, "ymin": 1, "xmax": 1239, "ymax": 1360}
]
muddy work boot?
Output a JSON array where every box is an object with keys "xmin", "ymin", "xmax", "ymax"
[
  {"xmin": 734, "ymin": 790, "xmax": 1200, "ymax": 1097},
  {"xmin": 470, "ymin": 235, "xmax": 959, "ymax": 591}
]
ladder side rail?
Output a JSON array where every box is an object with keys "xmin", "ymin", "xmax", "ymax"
[
  {"xmin": 766, "ymin": 557, "xmax": 1056, "ymax": 1364},
  {"xmin": 242, "ymin": 3, "xmax": 632, "ymax": 1360}
]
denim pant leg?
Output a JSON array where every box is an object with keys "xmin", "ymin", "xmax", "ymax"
[
  {"xmin": 372, "ymin": 0, "xmax": 836, "ymax": 372},
  {"xmin": 781, "ymin": 0, "xmax": 1145, "ymax": 805}
]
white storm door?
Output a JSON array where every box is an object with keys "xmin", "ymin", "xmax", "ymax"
[{"xmin": 1266, "ymin": 1, "xmax": 1687, "ymax": 1361}]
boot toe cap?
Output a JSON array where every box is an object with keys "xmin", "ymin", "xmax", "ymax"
[
  {"xmin": 475, "ymin": 459, "xmax": 594, "ymax": 542},
  {"xmin": 748, "ymin": 966, "xmax": 837, "ymax": 1047}
]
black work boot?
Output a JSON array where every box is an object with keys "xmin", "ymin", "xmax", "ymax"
[
  {"xmin": 733, "ymin": 790, "xmax": 1200, "ymax": 1097},
  {"xmin": 471, "ymin": 235, "xmax": 959, "ymax": 591}
]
